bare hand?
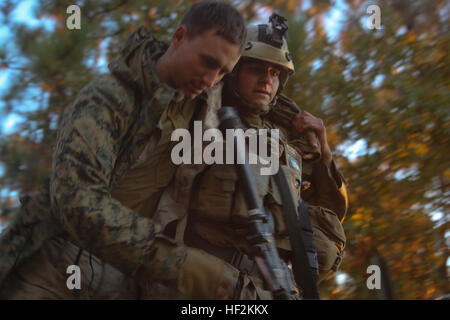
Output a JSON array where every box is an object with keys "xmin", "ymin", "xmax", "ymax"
[
  {"xmin": 216, "ymin": 276, "xmax": 234, "ymax": 299},
  {"xmin": 292, "ymin": 111, "xmax": 333, "ymax": 166}
]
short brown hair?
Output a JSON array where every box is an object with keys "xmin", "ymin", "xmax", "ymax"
[{"xmin": 180, "ymin": 1, "xmax": 247, "ymax": 50}]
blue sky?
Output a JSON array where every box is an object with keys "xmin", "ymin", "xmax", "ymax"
[{"xmin": 0, "ymin": 0, "xmax": 56, "ymax": 134}]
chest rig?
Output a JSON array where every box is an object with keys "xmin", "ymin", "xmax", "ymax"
[{"xmin": 182, "ymin": 117, "xmax": 304, "ymax": 253}]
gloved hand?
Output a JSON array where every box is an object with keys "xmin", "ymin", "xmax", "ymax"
[
  {"xmin": 134, "ymin": 237, "xmax": 238, "ymax": 299},
  {"xmin": 289, "ymin": 134, "xmax": 322, "ymax": 163},
  {"xmin": 177, "ymin": 247, "xmax": 239, "ymax": 299}
]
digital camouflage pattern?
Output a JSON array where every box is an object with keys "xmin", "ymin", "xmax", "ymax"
[
  {"xmin": 49, "ymin": 25, "xmax": 186, "ymax": 281},
  {"xmin": 0, "ymin": 181, "xmax": 62, "ymax": 287}
]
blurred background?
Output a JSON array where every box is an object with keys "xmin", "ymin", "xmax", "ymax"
[{"xmin": 0, "ymin": 0, "xmax": 448, "ymax": 299}]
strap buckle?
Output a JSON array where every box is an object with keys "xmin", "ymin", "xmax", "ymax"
[
  {"xmin": 332, "ymin": 251, "xmax": 345, "ymax": 271},
  {"xmin": 230, "ymin": 251, "xmax": 256, "ymax": 275}
]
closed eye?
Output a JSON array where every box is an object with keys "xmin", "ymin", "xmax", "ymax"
[
  {"xmin": 201, "ymin": 54, "xmax": 230, "ymax": 75},
  {"xmin": 201, "ymin": 55, "xmax": 220, "ymax": 69}
]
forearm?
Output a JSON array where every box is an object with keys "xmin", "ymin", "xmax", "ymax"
[
  {"xmin": 49, "ymin": 78, "xmax": 186, "ymax": 283},
  {"xmin": 50, "ymin": 175, "xmax": 186, "ymax": 280}
]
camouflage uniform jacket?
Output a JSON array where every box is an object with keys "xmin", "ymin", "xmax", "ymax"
[{"xmin": 0, "ymin": 27, "xmax": 206, "ymax": 289}]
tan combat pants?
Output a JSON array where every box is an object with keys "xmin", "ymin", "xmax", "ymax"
[{"xmin": 0, "ymin": 236, "xmax": 140, "ymax": 299}]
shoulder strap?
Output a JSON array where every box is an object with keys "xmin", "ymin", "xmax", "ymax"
[{"xmin": 273, "ymin": 167, "xmax": 320, "ymax": 299}]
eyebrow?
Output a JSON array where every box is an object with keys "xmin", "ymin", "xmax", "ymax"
[{"xmin": 201, "ymin": 54, "xmax": 231, "ymax": 74}]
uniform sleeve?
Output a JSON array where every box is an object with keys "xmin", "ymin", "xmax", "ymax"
[
  {"xmin": 301, "ymin": 159, "xmax": 348, "ymax": 222},
  {"xmin": 286, "ymin": 131, "xmax": 348, "ymax": 222},
  {"xmin": 49, "ymin": 78, "xmax": 187, "ymax": 284}
]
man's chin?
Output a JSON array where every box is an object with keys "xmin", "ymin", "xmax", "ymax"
[
  {"xmin": 249, "ymin": 99, "xmax": 270, "ymax": 107},
  {"xmin": 182, "ymin": 87, "xmax": 203, "ymax": 100}
]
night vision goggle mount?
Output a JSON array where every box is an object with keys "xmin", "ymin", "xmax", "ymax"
[{"xmin": 258, "ymin": 13, "xmax": 288, "ymax": 49}]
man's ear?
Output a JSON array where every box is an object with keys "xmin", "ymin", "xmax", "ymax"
[{"xmin": 172, "ymin": 25, "xmax": 188, "ymax": 49}]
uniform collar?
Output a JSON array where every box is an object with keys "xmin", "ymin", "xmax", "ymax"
[
  {"xmin": 108, "ymin": 26, "xmax": 185, "ymax": 106},
  {"xmin": 142, "ymin": 44, "xmax": 185, "ymax": 104}
]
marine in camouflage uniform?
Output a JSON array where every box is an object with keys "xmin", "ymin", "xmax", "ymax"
[
  {"xmin": 166, "ymin": 15, "xmax": 348, "ymax": 299},
  {"xmin": 0, "ymin": 2, "xmax": 246, "ymax": 299}
]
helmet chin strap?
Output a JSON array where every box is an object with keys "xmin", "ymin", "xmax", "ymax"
[{"xmin": 233, "ymin": 88, "xmax": 269, "ymax": 114}]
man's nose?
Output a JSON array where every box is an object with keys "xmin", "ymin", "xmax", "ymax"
[
  {"xmin": 260, "ymin": 68, "xmax": 273, "ymax": 85},
  {"xmin": 201, "ymin": 70, "xmax": 220, "ymax": 89}
]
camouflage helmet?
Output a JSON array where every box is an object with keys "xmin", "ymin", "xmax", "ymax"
[{"xmin": 241, "ymin": 13, "xmax": 294, "ymax": 91}]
